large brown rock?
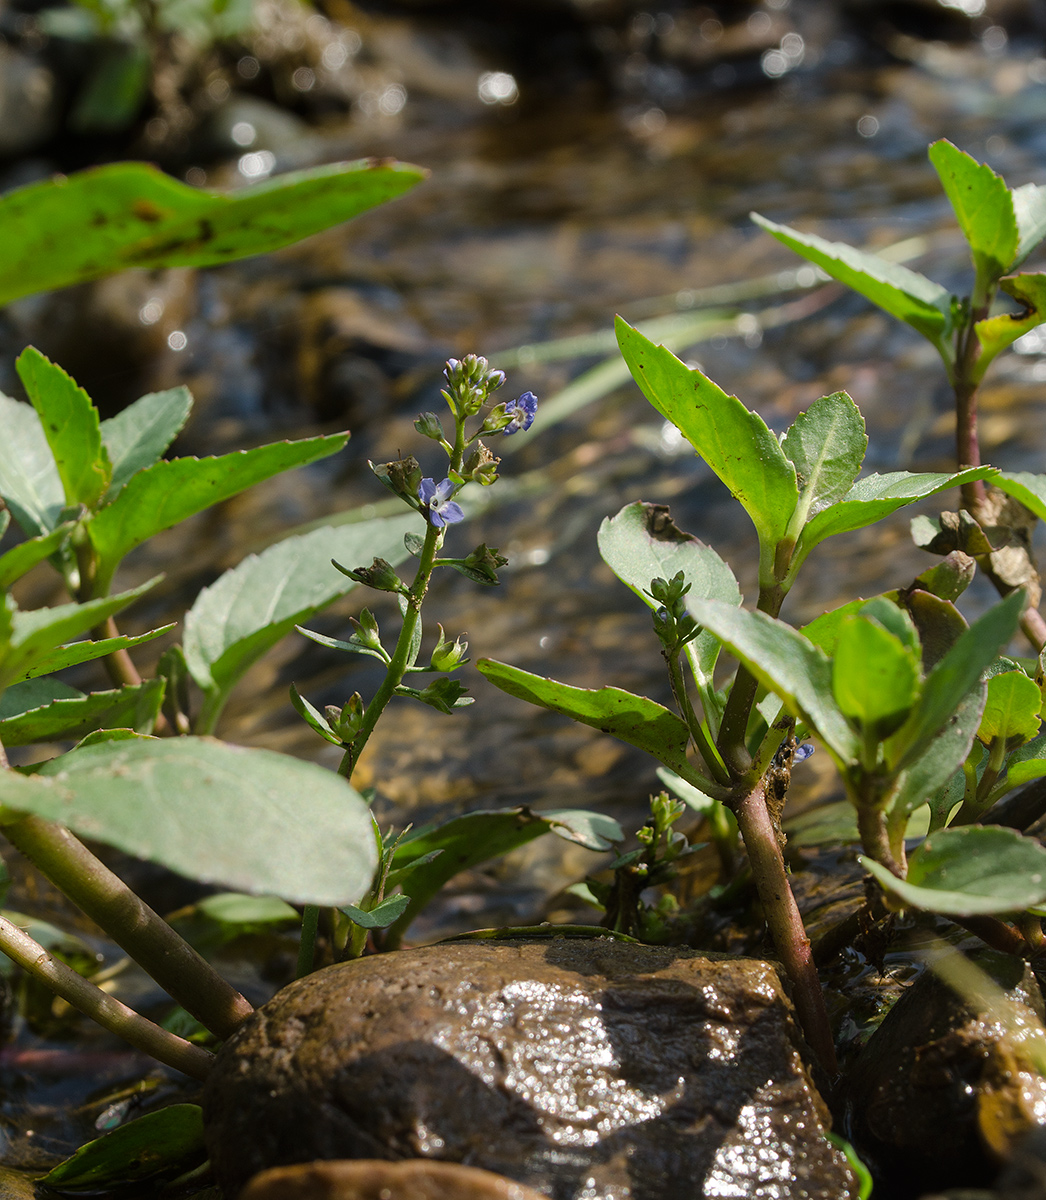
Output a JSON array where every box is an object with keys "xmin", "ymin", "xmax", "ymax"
[{"xmin": 204, "ymin": 938, "xmax": 856, "ymax": 1199}]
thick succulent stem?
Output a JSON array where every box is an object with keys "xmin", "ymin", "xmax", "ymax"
[
  {"xmin": 733, "ymin": 782, "xmax": 838, "ymax": 1074},
  {"xmin": 0, "ymin": 914, "xmax": 213, "ymax": 1080},
  {"xmin": 4, "ymin": 817, "xmax": 254, "ymax": 1038}
]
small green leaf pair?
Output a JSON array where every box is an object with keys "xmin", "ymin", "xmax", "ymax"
[
  {"xmin": 754, "ymin": 138, "xmax": 1046, "ymax": 379},
  {"xmin": 614, "ymin": 320, "xmax": 992, "ymax": 595}
]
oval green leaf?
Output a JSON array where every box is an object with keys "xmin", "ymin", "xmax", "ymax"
[
  {"xmin": 0, "ymin": 159, "xmax": 427, "ymax": 306},
  {"xmin": 978, "ymin": 670, "xmax": 1042, "ymax": 745},
  {"xmin": 832, "ymin": 615, "xmax": 920, "ymax": 734},
  {"xmin": 41, "ymin": 1104, "xmax": 204, "ymax": 1189},
  {"xmin": 861, "ymin": 825, "xmax": 1046, "ymax": 915},
  {"xmin": 6, "ymin": 737, "xmax": 376, "ymax": 906},
  {"xmin": 597, "ymin": 501, "xmax": 740, "ymax": 692},
  {"xmin": 184, "ymin": 513, "xmax": 420, "ymax": 731},
  {"xmin": 615, "ymin": 318, "xmax": 798, "ymax": 576}
]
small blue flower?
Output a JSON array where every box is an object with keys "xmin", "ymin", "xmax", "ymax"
[
  {"xmin": 503, "ymin": 391, "xmax": 538, "ymax": 435},
  {"xmin": 793, "ymin": 743, "xmax": 815, "ymax": 762},
  {"xmin": 418, "ymin": 477, "xmax": 465, "ymax": 528}
]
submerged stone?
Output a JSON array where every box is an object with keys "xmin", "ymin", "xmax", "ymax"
[
  {"xmin": 842, "ymin": 950, "xmax": 1046, "ymax": 1199},
  {"xmin": 204, "ymin": 938, "xmax": 855, "ymax": 1198}
]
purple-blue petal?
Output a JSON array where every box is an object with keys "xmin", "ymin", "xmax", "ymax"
[
  {"xmin": 441, "ymin": 501, "xmax": 465, "ymax": 524},
  {"xmin": 418, "ymin": 477, "xmax": 438, "ymax": 504},
  {"xmin": 434, "ymin": 478, "xmax": 456, "ymax": 503}
]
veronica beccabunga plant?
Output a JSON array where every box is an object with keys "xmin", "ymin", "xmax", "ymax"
[{"xmin": 477, "ymin": 141, "xmax": 1046, "ymax": 1072}]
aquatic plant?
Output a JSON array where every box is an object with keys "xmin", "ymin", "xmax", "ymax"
[
  {"xmin": 480, "ymin": 141, "xmax": 1046, "ymax": 1071},
  {"xmin": 0, "ymin": 139, "xmax": 1045, "ymax": 1185}
]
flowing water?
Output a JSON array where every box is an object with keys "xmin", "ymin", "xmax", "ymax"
[{"xmin": 5, "ymin": 0, "xmax": 1046, "ymax": 1175}]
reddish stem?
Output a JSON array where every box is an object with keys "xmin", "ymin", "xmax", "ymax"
[{"xmin": 733, "ymin": 782, "xmax": 838, "ymax": 1074}]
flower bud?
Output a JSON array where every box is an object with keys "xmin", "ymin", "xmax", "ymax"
[
  {"xmin": 336, "ymin": 557, "xmax": 404, "ymax": 592},
  {"xmin": 414, "ymin": 411, "xmax": 445, "ymax": 441},
  {"xmin": 430, "ymin": 625, "xmax": 470, "ymax": 672}
]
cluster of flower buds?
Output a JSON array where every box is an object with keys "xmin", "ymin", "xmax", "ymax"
[
  {"xmin": 649, "ymin": 572, "xmax": 700, "ymax": 653},
  {"xmin": 442, "ymin": 354, "xmax": 507, "ymax": 416}
]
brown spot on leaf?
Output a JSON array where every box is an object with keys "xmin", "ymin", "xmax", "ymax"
[
  {"xmin": 132, "ymin": 200, "xmax": 164, "ymax": 223},
  {"xmin": 642, "ymin": 503, "xmax": 697, "ymax": 544}
]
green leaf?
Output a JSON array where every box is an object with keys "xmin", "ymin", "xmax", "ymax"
[
  {"xmin": 978, "ymin": 670, "xmax": 1042, "ymax": 745},
  {"xmin": 0, "ymin": 579, "xmax": 160, "ymax": 689},
  {"xmin": 861, "ymin": 825, "xmax": 1046, "ymax": 915},
  {"xmin": 11, "ymin": 737, "xmax": 376, "ymax": 906},
  {"xmin": 1012, "ymin": 183, "xmax": 1046, "ymax": 266},
  {"xmin": 196, "ymin": 893, "xmax": 298, "ymax": 926},
  {"xmin": 615, "ymin": 318, "xmax": 798, "ymax": 583},
  {"xmin": 800, "ymin": 599, "xmax": 866, "ymax": 655},
  {"xmin": 183, "ymin": 514, "xmax": 419, "ymax": 730},
  {"xmin": 540, "ymin": 808, "xmax": 623, "ymax": 851},
  {"xmin": 386, "ymin": 806, "xmax": 614, "ymax": 940},
  {"xmin": 750, "ymin": 213, "xmax": 953, "ymax": 350},
  {"xmin": 0, "ymin": 524, "xmax": 75, "ymax": 590},
  {"xmin": 893, "ymin": 684, "xmax": 985, "ymax": 818},
  {"xmin": 832, "ymin": 615, "xmax": 920, "ymax": 736},
  {"xmin": 886, "ymin": 590, "xmax": 1025, "ymax": 771},
  {"xmin": 87, "ymin": 433, "xmax": 348, "ymax": 593},
  {"xmin": 858, "ymin": 595, "xmax": 920, "ymax": 655},
  {"xmin": 0, "ymin": 679, "xmax": 165, "ymax": 745},
  {"xmin": 288, "ymin": 683, "xmax": 343, "ymax": 746},
  {"xmin": 781, "ymin": 391, "xmax": 867, "ymax": 524},
  {"xmin": 791, "ymin": 467, "xmax": 997, "ymax": 580},
  {"xmin": 476, "ymin": 658, "xmax": 720, "ymax": 790},
  {"xmin": 0, "ymin": 160, "xmax": 427, "ymax": 306},
  {"xmin": 0, "ymin": 393, "xmax": 65, "ymax": 536},
  {"xmin": 975, "ymin": 274, "xmax": 1046, "ymax": 374},
  {"xmin": 40, "ymin": 1104, "xmax": 204, "ymax": 1188},
  {"xmin": 100, "ymin": 387, "xmax": 193, "ymax": 500},
  {"xmin": 17, "ymin": 348, "xmax": 111, "ymax": 509},
  {"xmin": 683, "ymin": 599, "xmax": 858, "ymax": 763},
  {"xmin": 14, "ymin": 624, "xmax": 173, "ymax": 682},
  {"xmin": 993, "ymin": 471, "xmax": 1046, "ymax": 522},
  {"xmin": 0, "ymin": 678, "xmax": 80, "ymax": 718},
  {"xmin": 1008, "ymin": 729, "xmax": 1046, "ymax": 783},
  {"xmin": 784, "ymin": 800, "xmax": 859, "ymax": 847},
  {"xmin": 597, "ymin": 501, "xmax": 740, "ymax": 695},
  {"xmin": 928, "ymin": 139, "xmax": 1018, "ymax": 283},
  {"xmin": 341, "ymin": 894, "xmax": 411, "ymax": 929}
]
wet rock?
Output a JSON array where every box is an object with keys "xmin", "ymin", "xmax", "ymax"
[
  {"xmin": 241, "ymin": 1159, "xmax": 548, "ymax": 1200},
  {"xmin": 204, "ymin": 938, "xmax": 856, "ymax": 1199},
  {"xmin": 841, "ymin": 950, "xmax": 1046, "ymax": 1200}
]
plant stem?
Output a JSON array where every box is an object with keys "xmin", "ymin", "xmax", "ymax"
[
  {"xmin": 856, "ymin": 802, "xmax": 905, "ymax": 879},
  {"xmin": 665, "ymin": 651, "xmax": 730, "ymax": 786},
  {"xmin": 3, "ymin": 817, "xmax": 254, "ymax": 1038},
  {"xmin": 338, "ymin": 520, "xmax": 443, "ymax": 777},
  {"xmin": 0, "ymin": 914, "xmax": 213, "ymax": 1081},
  {"xmin": 716, "ymin": 586, "xmax": 784, "ymax": 776},
  {"xmin": 733, "ymin": 781, "xmax": 837, "ymax": 1074},
  {"xmin": 953, "ymin": 289, "xmax": 991, "ymax": 514},
  {"xmin": 296, "ymin": 904, "xmax": 319, "ymax": 978}
]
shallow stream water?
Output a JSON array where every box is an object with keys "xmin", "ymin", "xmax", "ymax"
[{"xmin": 5, "ymin": 0, "xmax": 1046, "ymax": 1182}]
